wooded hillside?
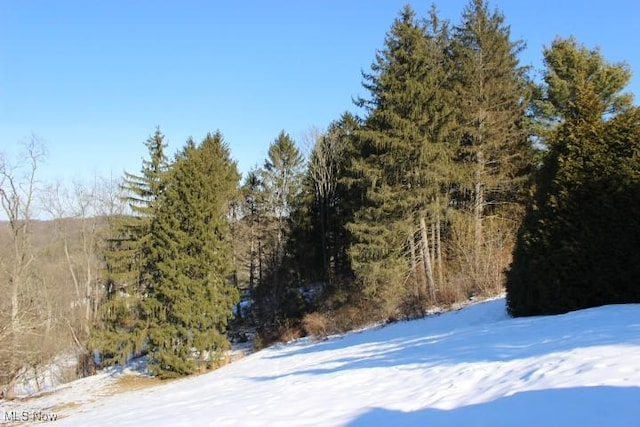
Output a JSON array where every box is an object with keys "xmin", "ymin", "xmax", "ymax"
[{"xmin": 2, "ymin": 0, "xmax": 638, "ymax": 397}]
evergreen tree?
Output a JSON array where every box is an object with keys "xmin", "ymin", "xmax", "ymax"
[
  {"xmin": 507, "ymin": 38, "xmax": 640, "ymax": 316},
  {"xmin": 306, "ymin": 113, "xmax": 361, "ymax": 286},
  {"xmin": 91, "ymin": 127, "xmax": 168, "ymax": 366},
  {"xmin": 144, "ymin": 132, "xmax": 240, "ymax": 378},
  {"xmin": 262, "ymin": 130, "xmax": 305, "ymax": 229},
  {"xmin": 449, "ymin": 0, "xmax": 533, "ymax": 292},
  {"xmin": 536, "ymin": 37, "xmax": 633, "ymax": 126},
  {"xmin": 253, "ymin": 131, "xmax": 305, "ymax": 324},
  {"xmin": 240, "ymin": 169, "xmax": 270, "ymax": 298},
  {"xmin": 248, "ymin": 113, "xmax": 362, "ymax": 334},
  {"xmin": 348, "ymin": 5, "xmax": 454, "ymax": 313},
  {"xmin": 328, "ymin": 112, "xmax": 363, "ymax": 285}
]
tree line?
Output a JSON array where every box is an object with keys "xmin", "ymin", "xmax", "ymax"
[{"xmin": 2, "ymin": 0, "xmax": 639, "ymax": 392}]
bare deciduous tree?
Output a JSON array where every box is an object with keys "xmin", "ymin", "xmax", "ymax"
[{"xmin": 0, "ymin": 137, "xmax": 49, "ymax": 399}]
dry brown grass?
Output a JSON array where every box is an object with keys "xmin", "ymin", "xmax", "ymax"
[
  {"xmin": 302, "ymin": 302, "xmax": 384, "ymax": 340},
  {"xmin": 436, "ymin": 283, "xmax": 467, "ymax": 307},
  {"xmin": 254, "ymin": 321, "xmax": 305, "ymax": 349},
  {"xmin": 302, "ymin": 312, "xmax": 328, "ymax": 339},
  {"xmin": 279, "ymin": 325, "xmax": 304, "ymax": 343},
  {"xmin": 329, "ymin": 305, "xmax": 371, "ymax": 333},
  {"xmin": 106, "ymin": 374, "xmax": 163, "ymax": 394},
  {"xmin": 46, "ymin": 401, "xmax": 83, "ymax": 413}
]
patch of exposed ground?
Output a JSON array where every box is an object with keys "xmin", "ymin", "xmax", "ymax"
[{"xmin": 105, "ymin": 374, "xmax": 164, "ymax": 394}]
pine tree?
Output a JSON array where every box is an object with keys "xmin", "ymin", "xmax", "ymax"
[
  {"xmin": 328, "ymin": 112, "xmax": 363, "ymax": 284},
  {"xmin": 507, "ymin": 38, "xmax": 640, "ymax": 316},
  {"xmin": 449, "ymin": 0, "xmax": 533, "ymax": 293},
  {"xmin": 347, "ymin": 5, "xmax": 454, "ymax": 313},
  {"xmin": 536, "ymin": 38, "xmax": 633, "ymax": 124},
  {"xmin": 91, "ymin": 127, "xmax": 168, "ymax": 366},
  {"xmin": 253, "ymin": 131, "xmax": 305, "ymax": 324},
  {"xmin": 262, "ymin": 130, "xmax": 305, "ymax": 232},
  {"xmin": 144, "ymin": 132, "xmax": 240, "ymax": 378},
  {"xmin": 241, "ymin": 169, "xmax": 270, "ymax": 298}
]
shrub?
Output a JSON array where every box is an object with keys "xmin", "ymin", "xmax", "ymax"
[{"xmin": 302, "ymin": 312, "xmax": 328, "ymax": 339}]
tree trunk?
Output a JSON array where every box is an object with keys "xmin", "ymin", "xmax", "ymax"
[
  {"xmin": 64, "ymin": 237, "xmax": 80, "ymax": 299},
  {"xmin": 10, "ymin": 277, "xmax": 19, "ymax": 328},
  {"xmin": 474, "ymin": 150, "xmax": 485, "ymax": 270},
  {"xmin": 436, "ymin": 213, "xmax": 444, "ymax": 289},
  {"xmin": 430, "ymin": 222, "xmax": 437, "ymax": 283},
  {"xmin": 258, "ymin": 240, "xmax": 263, "ymax": 284},
  {"xmin": 320, "ymin": 198, "xmax": 329, "ymax": 283},
  {"xmin": 249, "ymin": 239, "xmax": 255, "ymax": 293},
  {"xmin": 408, "ymin": 234, "xmax": 419, "ymax": 298},
  {"xmin": 419, "ymin": 216, "xmax": 436, "ymax": 302}
]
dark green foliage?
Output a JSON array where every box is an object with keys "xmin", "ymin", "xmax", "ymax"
[
  {"xmin": 507, "ymin": 39, "xmax": 640, "ymax": 316},
  {"xmin": 450, "ymin": 0, "xmax": 533, "ymax": 254},
  {"xmin": 252, "ymin": 131, "xmax": 306, "ymax": 327},
  {"xmin": 347, "ymin": 5, "xmax": 456, "ymax": 313},
  {"xmin": 88, "ymin": 4, "xmax": 640, "ymax": 355},
  {"xmin": 106, "ymin": 127, "xmax": 169, "ymax": 291},
  {"xmin": 239, "ymin": 168, "xmax": 271, "ymax": 296},
  {"xmin": 452, "ymin": 0, "xmax": 532, "ymax": 193},
  {"xmin": 539, "ymin": 38, "xmax": 633, "ymax": 122},
  {"xmin": 328, "ymin": 113, "xmax": 364, "ymax": 285},
  {"xmin": 530, "ymin": 37, "xmax": 634, "ymax": 144},
  {"xmin": 262, "ymin": 130, "xmax": 305, "ymax": 222},
  {"xmin": 250, "ymin": 114, "xmax": 363, "ymax": 341},
  {"xmin": 305, "ymin": 113, "xmax": 361, "ymax": 286},
  {"xmin": 94, "ymin": 130, "xmax": 242, "ymax": 376},
  {"xmin": 144, "ymin": 132, "xmax": 241, "ymax": 378},
  {"xmin": 91, "ymin": 127, "xmax": 168, "ymax": 366}
]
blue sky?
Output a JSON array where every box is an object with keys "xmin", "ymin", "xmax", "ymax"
[{"xmin": 1, "ymin": 0, "xmax": 639, "ymax": 187}]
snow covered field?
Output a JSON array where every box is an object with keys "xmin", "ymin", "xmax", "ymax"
[{"xmin": 2, "ymin": 297, "xmax": 639, "ymax": 426}]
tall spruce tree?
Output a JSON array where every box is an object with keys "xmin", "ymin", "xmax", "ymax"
[
  {"xmin": 144, "ymin": 132, "xmax": 240, "ymax": 378},
  {"xmin": 348, "ymin": 5, "xmax": 454, "ymax": 312},
  {"xmin": 450, "ymin": 0, "xmax": 532, "ymax": 292},
  {"xmin": 507, "ymin": 38, "xmax": 640, "ymax": 316},
  {"xmin": 262, "ymin": 131, "xmax": 305, "ymax": 231},
  {"xmin": 253, "ymin": 131, "xmax": 305, "ymax": 323},
  {"xmin": 91, "ymin": 127, "xmax": 168, "ymax": 366}
]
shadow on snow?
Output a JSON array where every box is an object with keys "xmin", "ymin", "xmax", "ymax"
[
  {"xmin": 249, "ymin": 299, "xmax": 640, "ymax": 381},
  {"xmin": 346, "ymin": 386, "xmax": 640, "ymax": 427}
]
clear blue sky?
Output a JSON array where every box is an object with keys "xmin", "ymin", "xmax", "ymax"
[{"xmin": 2, "ymin": 0, "xmax": 639, "ymax": 187}]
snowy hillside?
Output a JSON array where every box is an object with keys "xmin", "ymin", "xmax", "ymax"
[{"xmin": 3, "ymin": 297, "xmax": 640, "ymax": 426}]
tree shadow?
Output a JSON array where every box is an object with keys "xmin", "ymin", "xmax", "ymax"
[
  {"xmin": 347, "ymin": 386, "xmax": 640, "ymax": 427},
  {"xmin": 250, "ymin": 299, "xmax": 640, "ymax": 381}
]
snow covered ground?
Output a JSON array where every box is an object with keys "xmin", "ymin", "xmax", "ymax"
[{"xmin": 2, "ymin": 297, "xmax": 639, "ymax": 426}]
